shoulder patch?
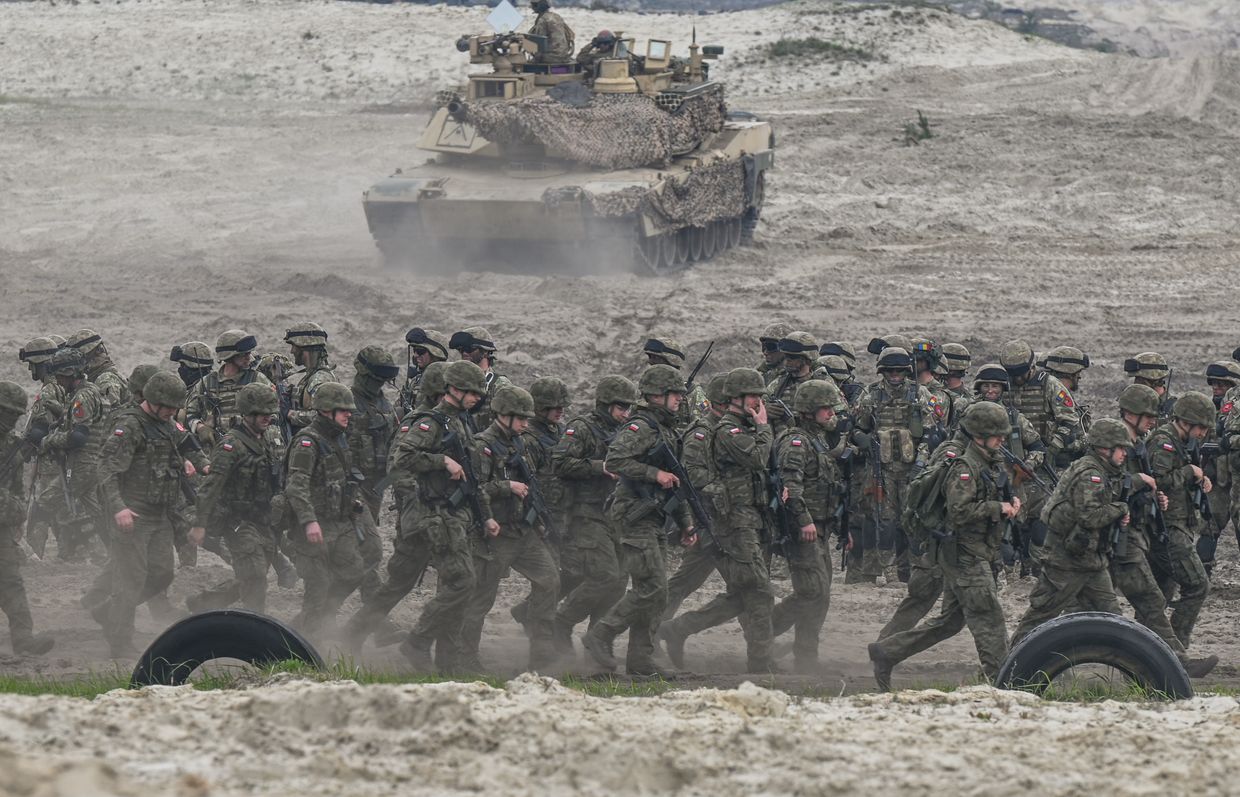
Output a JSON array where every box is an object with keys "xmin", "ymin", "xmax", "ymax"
[
  {"xmin": 418, "ymin": 422, "xmax": 431, "ymax": 431},
  {"xmin": 175, "ymin": 421, "xmax": 187, "ymax": 432},
  {"xmin": 566, "ymin": 428, "xmax": 575, "ymax": 436},
  {"xmin": 483, "ymin": 446, "xmax": 493, "ymax": 457},
  {"xmin": 959, "ymin": 472, "xmax": 971, "ymax": 481},
  {"xmin": 1162, "ymin": 442, "xmax": 1175, "ymax": 451},
  {"xmin": 628, "ymin": 424, "xmax": 640, "ymax": 432},
  {"xmin": 222, "ymin": 442, "xmax": 234, "ymax": 452},
  {"xmin": 791, "ymin": 438, "xmax": 803, "ymax": 447},
  {"xmin": 1224, "ymin": 402, "xmax": 1234, "ymax": 414},
  {"xmin": 729, "ymin": 427, "xmax": 741, "ymax": 435},
  {"xmin": 693, "ymin": 431, "xmax": 706, "ymax": 440},
  {"xmin": 946, "ymin": 451, "xmax": 957, "ymax": 459},
  {"xmin": 400, "ymin": 425, "xmax": 410, "ymax": 433},
  {"xmin": 73, "ymin": 401, "xmax": 85, "ymax": 420},
  {"xmin": 113, "ymin": 428, "xmax": 125, "ymax": 437},
  {"xmin": 1055, "ymin": 389, "xmax": 1075, "ymax": 408},
  {"xmin": 300, "ymin": 439, "xmax": 313, "ymax": 448},
  {"xmin": 1089, "ymin": 475, "xmax": 1102, "ymax": 483}
]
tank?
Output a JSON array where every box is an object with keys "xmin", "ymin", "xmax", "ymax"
[{"xmin": 362, "ymin": 24, "xmax": 775, "ymax": 275}]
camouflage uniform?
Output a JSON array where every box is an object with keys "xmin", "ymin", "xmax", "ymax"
[
  {"xmin": 662, "ymin": 410, "xmax": 722, "ymax": 621},
  {"xmin": 395, "ymin": 328, "xmax": 449, "ymax": 418},
  {"xmin": 1011, "ymin": 440, "xmax": 1128, "ymax": 646},
  {"xmin": 583, "ymin": 372, "xmax": 691, "ymax": 676},
  {"xmin": 348, "ymin": 348, "xmax": 401, "ymax": 601},
  {"xmin": 283, "ymin": 390, "xmax": 365, "ymax": 637},
  {"xmin": 528, "ymin": 6, "xmax": 575, "ymax": 62},
  {"xmin": 21, "ymin": 351, "xmax": 69, "ymax": 557},
  {"xmin": 872, "ymin": 436, "xmax": 1010, "ymax": 681},
  {"xmin": 186, "ymin": 368, "xmax": 274, "ymax": 445},
  {"xmin": 187, "ymin": 391, "xmax": 283, "ymax": 613},
  {"xmin": 42, "ymin": 370, "xmax": 108, "ymax": 559}
]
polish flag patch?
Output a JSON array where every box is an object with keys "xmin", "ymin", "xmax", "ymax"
[
  {"xmin": 300, "ymin": 440, "xmax": 313, "ymax": 447},
  {"xmin": 222, "ymin": 443, "xmax": 234, "ymax": 452},
  {"xmin": 113, "ymin": 428, "xmax": 125, "ymax": 437},
  {"xmin": 946, "ymin": 452, "xmax": 957, "ymax": 458},
  {"xmin": 175, "ymin": 421, "xmax": 186, "ymax": 432},
  {"xmin": 1224, "ymin": 402, "xmax": 1234, "ymax": 414},
  {"xmin": 418, "ymin": 423, "xmax": 431, "ymax": 431},
  {"xmin": 729, "ymin": 427, "xmax": 741, "ymax": 435},
  {"xmin": 791, "ymin": 438, "xmax": 803, "ymax": 447},
  {"xmin": 1090, "ymin": 475, "xmax": 1102, "ymax": 483},
  {"xmin": 693, "ymin": 432, "xmax": 705, "ymax": 440},
  {"xmin": 959, "ymin": 472, "xmax": 970, "ymax": 481},
  {"xmin": 1163, "ymin": 443, "xmax": 1175, "ymax": 451},
  {"xmin": 483, "ymin": 447, "xmax": 493, "ymax": 457},
  {"xmin": 628, "ymin": 424, "xmax": 640, "ymax": 431},
  {"xmin": 566, "ymin": 428, "xmax": 575, "ymax": 436},
  {"xmin": 400, "ymin": 425, "xmax": 410, "ymax": 433}
]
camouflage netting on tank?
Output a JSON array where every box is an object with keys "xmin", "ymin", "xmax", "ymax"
[
  {"xmin": 457, "ymin": 88, "xmax": 728, "ymax": 170},
  {"xmin": 544, "ymin": 157, "xmax": 747, "ymax": 231}
]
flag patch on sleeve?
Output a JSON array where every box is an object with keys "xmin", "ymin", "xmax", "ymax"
[
  {"xmin": 566, "ymin": 428, "xmax": 575, "ymax": 436},
  {"xmin": 418, "ymin": 423, "xmax": 430, "ymax": 431},
  {"xmin": 959, "ymin": 472, "xmax": 970, "ymax": 481},
  {"xmin": 791, "ymin": 438, "xmax": 803, "ymax": 447},
  {"xmin": 1055, "ymin": 389, "xmax": 1074, "ymax": 408},
  {"xmin": 113, "ymin": 428, "xmax": 124, "ymax": 437},
  {"xmin": 729, "ymin": 427, "xmax": 741, "ymax": 435},
  {"xmin": 73, "ymin": 402, "xmax": 85, "ymax": 420},
  {"xmin": 1090, "ymin": 475, "xmax": 1102, "ymax": 483},
  {"xmin": 693, "ymin": 432, "xmax": 705, "ymax": 440},
  {"xmin": 628, "ymin": 424, "xmax": 640, "ymax": 432},
  {"xmin": 300, "ymin": 440, "xmax": 313, "ymax": 447},
  {"xmin": 1163, "ymin": 443, "xmax": 1175, "ymax": 451},
  {"xmin": 222, "ymin": 443, "xmax": 234, "ymax": 451}
]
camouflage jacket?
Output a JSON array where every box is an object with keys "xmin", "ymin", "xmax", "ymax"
[
  {"xmin": 390, "ymin": 400, "xmax": 478, "ymax": 519},
  {"xmin": 194, "ymin": 421, "xmax": 282, "ymax": 530},
  {"xmin": 348, "ymin": 384, "xmax": 398, "ymax": 491},
  {"xmin": 711, "ymin": 409, "xmax": 773, "ymax": 530},
  {"xmin": 476, "ymin": 423, "xmax": 535, "ymax": 536},
  {"xmin": 0, "ymin": 426, "xmax": 27, "ymax": 529},
  {"xmin": 97, "ymin": 406, "xmax": 184, "ymax": 516},
  {"xmin": 469, "ymin": 370, "xmax": 512, "ymax": 434},
  {"xmin": 854, "ymin": 378, "xmax": 935, "ymax": 470},
  {"xmin": 289, "ymin": 359, "xmax": 337, "ymax": 429},
  {"xmin": 1147, "ymin": 423, "xmax": 1206, "ymax": 534},
  {"xmin": 89, "ymin": 362, "xmax": 126, "ymax": 412},
  {"xmin": 774, "ymin": 421, "xmax": 839, "ymax": 530},
  {"xmin": 186, "ymin": 368, "xmax": 273, "ymax": 443},
  {"xmin": 554, "ymin": 409, "xmax": 621, "ymax": 519},
  {"xmin": 604, "ymin": 403, "xmax": 691, "ymax": 534},
  {"xmin": 529, "ymin": 10, "xmax": 574, "ymax": 61},
  {"xmin": 1040, "ymin": 452, "xmax": 1127, "ymax": 571},
  {"xmin": 1006, "ymin": 370, "xmax": 1082, "ymax": 463},
  {"xmin": 43, "ymin": 380, "xmax": 108, "ymax": 485},
  {"xmin": 521, "ymin": 416, "xmax": 566, "ymax": 521},
  {"xmin": 942, "ymin": 442, "xmax": 1007, "ymax": 563},
  {"xmin": 284, "ymin": 415, "xmax": 356, "ymax": 527}
]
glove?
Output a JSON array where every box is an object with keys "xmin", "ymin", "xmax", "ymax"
[
  {"xmin": 852, "ymin": 431, "xmax": 871, "ymax": 449},
  {"xmin": 23, "ymin": 418, "xmax": 50, "ymax": 446},
  {"xmin": 66, "ymin": 424, "xmax": 91, "ymax": 450}
]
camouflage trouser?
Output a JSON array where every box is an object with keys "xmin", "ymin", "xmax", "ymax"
[
  {"xmin": 460, "ymin": 531, "xmax": 560, "ymax": 669},
  {"xmin": 770, "ymin": 532, "xmax": 832, "ymax": 670},
  {"xmin": 663, "ymin": 526, "xmax": 774, "ymax": 669},
  {"xmin": 1110, "ymin": 530, "xmax": 1187, "ymax": 658},
  {"xmin": 191, "ymin": 522, "xmax": 278, "ymax": 613},
  {"xmin": 878, "ymin": 552, "xmax": 942, "ymax": 640},
  {"xmin": 662, "ymin": 536, "xmax": 719, "ymax": 621},
  {"xmin": 0, "ymin": 531, "xmax": 37, "ymax": 649},
  {"xmin": 409, "ymin": 509, "xmax": 476, "ymax": 650},
  {"xmin": 589, "ymin": 523, "xmax": 668, "ymax": 671},
  {"xmin": 103, "ymin": 510, "xmax": 176, "ymax": 647},
  {"xmin": 289, "ymin": 519, "xmax": 364, "ymax": 637},
  {"xmin": 556, "ymin": 517, "xmax": 626, "ymax": 637},
  {"xmin": 347, "ymin": 500, "xmax": 431, "ymax": 639},
  {"xmin": 876, "ymin": 551, "xmax": 1008, "ymax": 679},
  {"xmin": 357, "ymin": 509, "xmax": 384, "ymax": 602},
  {"xmin": 1010, "ymin": 564, "xmax": 1121, "ymax": 647},
  {"xmin": 865, "ymin": 466, "xmax": 912, "ymax": 581},
  {"xmin": 1151, "ymin": 528, "xmax": 1209, "ymax": 648}
]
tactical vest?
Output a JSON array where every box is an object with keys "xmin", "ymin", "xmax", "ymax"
[
  {"xmin": 776, "ymin": 426, "xmax": 835, "ymax": 523},
  {"xmin": 405, "ymin": 409, "xmax": 474, "ymax": 506},
  {"xmin": 214, "ymin": 430, "xmax": 280, "ymax": 524},
  {"xmin": 113, "ymin": 407, "xmax": 183, "ymax": 509},
  {"xmin": 1011, "ymin": 373, "xmax": 1054, "ymax": 443},
  {"xmin": 199, "ymin": 369, "xmax": 262, "ymax": 429},
  {"xmin": 351, "ymin": 389, "xmax": 396, "ymax": 480},
  {"xmin": 713, "ymin": 413, "xmax": 768, "ymax": 516},
  {"xmin": 871, "ymin": 382, "xmax": 924, "ymax": 466},
  {"xmin": 287, "ymin": 424, "xmax": 355, "ymax": 521},
  {"xmin": 558, "ymin": 413, "xmax": 618, "ymax": 511}
]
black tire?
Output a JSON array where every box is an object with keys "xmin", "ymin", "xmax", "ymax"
[
  {"xmin": 130, "ymin": 609, "xmax": 324, "ymax": 687},
  {"xmin": 995, "ymin": 611, "xmax": 1192, "ymax": 699}
]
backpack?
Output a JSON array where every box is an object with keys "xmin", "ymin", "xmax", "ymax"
[{"xmin": 901, "ymin": 455, "xmax": 956, "ymax": 545}]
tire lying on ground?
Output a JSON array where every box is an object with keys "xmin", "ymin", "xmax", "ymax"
[
  {"xmin": 995, "ymin": 611, "xmax": 1193, "ymax": 699},
  {"xmin": 130, "ymin": 609, "xmax": 324, "ymax": 687}
]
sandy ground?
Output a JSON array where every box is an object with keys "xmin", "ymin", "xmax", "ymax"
[{"xmin": 3, "ymin": 0, "xmax": 1240, "ymax": 787}]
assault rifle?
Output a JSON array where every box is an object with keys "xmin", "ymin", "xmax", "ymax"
[
  {"xmin": 999, "ymin": 445, "xmax": 1056, "ymax": 495},
  {"xmin": 834, "ymin": 446, "xmax": 854, "ymax": 570},
  {"xmin": 497, "ymin": 435, "xmax": 561, "ymax": 547},
  {"xmin": 649, "ymin": 439, "xmax": 716, "ymax": 548},
  {"xmin": 1188, "ymin": 437, "xmax": 1219, "ymax": 561},
  {"xmin": 1131, "ymin": 441, "xmax": 1170, "ymax": 546},
  {"xmin": 685, "ymin": 341, "xmax": 714, "ymax": 393},
  {"xmin": 442, "ymin": 421, "xmax": 488, "ymax": 531},
  {"xmin": 991, "ymin": 468, "xmax": 1017, "ymax": 566},
  {"xmin": 268, "ymin": 358, "xmax": 297, "ymax": 443},
  {"xmin": 767, "ymin": 448, "xmax": 795, "ymax": 559},
  {"xmin": 1110, "ymin": 472, "xmax": 1133, "ymax": 559}
]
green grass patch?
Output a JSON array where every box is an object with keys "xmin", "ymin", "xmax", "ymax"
[{"xmin": 764, "ymin": 38, "xmax": 875, "ymax": 62}]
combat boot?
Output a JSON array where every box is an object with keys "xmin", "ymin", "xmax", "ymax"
[
  {"xmin": 582, "ymin": 627, "xmax": 618, "ymax": 671},
  {"xmin": 868, "ymin": 642, "xmax": 894, "ymax": 692},
  {"xmin": 510, "ymin": 601, "xmax": 530, "ymax": 634},
  {"xmin": 274, "ymin": 553, "xmax": 299, "ymax": 589},
  {"xmin": 627, "ymin": 662, "xmax": 680, "ymax": 681},
  {"xmin": 399, "ymin": 635, "xmax": 434, "ymax": 671},
  {"xmin": 12, "ymin": 634, "xmax": 54, "ymax": 656},
  {"xmin": 552, "ymin": 617, "xmax": 574, "ymax": 655},
  {"xmin": 1182, "ymin": 654, "xmax": 1219, "ymax": 678},
  {"xmin": 657, "ymin": 622, "xmax": 687, "ymax": 669}
]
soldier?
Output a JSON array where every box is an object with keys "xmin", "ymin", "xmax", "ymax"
[
  {"xmin": 911, "ymin": 338, "xmax": 952, "ymax": 449},
  {"xmin": 342, "ymin": 361, "xmax": 453, "ymax": 654},
  {"xmin": 397, "ymin": 327, "xmax": 449, "ymax": 417},
  {"xmin": 169, "ymin": 341, "xmax": 214, "ymax": 390},
  {"xmin": 41, "ymin": 348, "xmax": 108, "ymax": 561},
  {"xmin": 1112, "ymin": 385, "xmax": 1218, "ymax": 677},
  {"xmin": 67, "ymin": 329, "xmax": 126, "ymax": 411},
  {"xmin": 0, "ymin": 382, "xmax": 55, "ymax": 655},
  {"xmin": 938, "ymin": 343, "xmax": 972, "ymax": 402},
  {"xmin": 766, "ymin": 332, "xmax": 827, "ymax": 432},
  {"xmin": 1201, "ymin": 360, "xmax": 1240, "ymax": 559},
  {"xmin": 1148, "ymin": 392, "xmax": 1215, "ymax": 648},
  {"xmin": 1124, "ymin": 352, "xmax": 1176, "ymax": 419},
  {"xmin": 187, "ymin": 330, "xmax": 272, "ymax": 446},
  {"xmin": 528, "ymin": 0, "xmax": 575, "ymax": 63},
  {"xmin": 283, "ymin": 382, "xmax": 366, "ymax": 637},
  {"xmin": 391, "ymin": 361, "xmax": 496, "ymax": 670},
  {"xmin": 820, "ymin": 341, "xmax": 859, "ymax": 378},
  {"xmin": 643, "ymin": 336, "xmax": 685, "ymax": 371},
  {"xmin": 553, "ymin": 375, "xmax": 638, "ymax": 652},
  {"xmin": 449, "ymin": 327, "xmax": 511, "ymax": 432},
  {"xmin": 576, "ymin": 29, "xmax": 617, "ymax": 70},
  {"xmin": 757, "ymin": 323, "xmax": 794, "ymax": 381},
  {"xmin": 1009, "ymin": 420, "xmax": 1131, "ymax": 645},
  {"xmin": 768, "ymin": 379, "xmax": 847, "ymax": 674},
  {"xmin": 458, "ymin": 386, "xmax": 561, "ymax": 671},
  {"xmin": 660, "ymin": 368, "xmax": 775, "ymax": 673},
  {"xmin": 851, "ymin": 346, "xmax": 934, "ymax": 584},
  {"xmin": 661, "ymin": 374, "xmax": 727, "ymax": 622},
  {"xmin": 186, "ymin": 383, "xmax": 284, "ymax": 614},
  {"xmin": 347, "ymin": 346, "xmax": 400, "ymax": 601},
  {"xmin": 18, "ymin": 337, "xmax": 67, "ymax": 559},
  {"xmin": 869, "ymin": 402, "xmax": 1020, "ymax": 689},
  {"xmin": 284, "ymin": 322, "xmax": 336, "ymax": 430},
  {"xmin": 1040, "ymin": 346, "xmax": 1093, "ymax": 437},
  {"xmin": 93, "ymin": 371, "xmax": 188, "ymax": 657},
  {"xmin": 582, "ymin": 365, "xmax": 694, "ymax": 678}
]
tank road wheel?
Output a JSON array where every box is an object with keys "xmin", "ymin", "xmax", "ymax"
[
  {"xmin": 741, "ymin": 171, "xmax": 766, "ymax": 245},
  {"xmin": 688, "ymin": 227, "xmax": 705, "ymax": 262},
  {"xmin": 674, "ymin": 228, "xmax": 690, "ymax": 265},
  {"xmin": 636, "ymin": 234, "xmax": 661, "ymax": 273},
  {"xmin": 727, "ymin": 217, "xmax": 743, "ymax": 248},
  {"xmin": 702, "ymin": 221, "xmax": 719, "ymax": 260},
  {"xmin": 658, "ymin": 233, "xmax": 677, "ymax": 272}
]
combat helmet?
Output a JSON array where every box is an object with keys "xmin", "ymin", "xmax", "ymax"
[
  {"xmin": 143, "ymin": 371, "xmax": 188, "ymax": 409},
  {"xmin": 1118, "ymin": 384, "xmax": 1161, "ymax": 418},
  {"xmin": 704, "ymin": 374, "xmax": 728, "ymax": 406},
  {"xmin": 961, "ymin": 401, "xmax": 1010, "ymax": 437},
  {"xmin": 216, "ymin": 330, "xmax": 258, "ymax": 362},
  {"xmin": 1205, "ymin": 361, "xmax": 1240, "ymax": 387},
  {"xmin": 910, "ymin": 337, "xmax": 941, "ymax": 371},
  {"xmin": 819, "ymin": 355, "xmax": 851, "ymax": 385},
  {"xmin": 405, "ymin": 328, "xmax": 450, "ymax": 362},
  {"xmin": 972, "ymin": 363, "xmax": 1010, "ymax": 393},
  {"xmin": 312, "ymin": 382, "xmax": 356, "ymax": 412},
  {"xmin": 999, "ymin": 340, "xmax": 1036, "ymax": 377},
  {"xmin": 355, "ymin": 346, "xmax": 401, "ymax": 381},
  {"xmin": 939, "ymin": 343, "xmax": 971, "ymax": 376},
  {"xmin": 444, "ymin": 361, "xmax": 487, "ymax": 394},
  {"xmin": 820, "ymin": 342, "xmax": 857, "ymax": 372},
  {"xmin": 128, "ymin": 364, "xmax": 161, "ymax": 398},
  {"xmin": 237, "ymin": 383, "xmax": 279, "ymax": 416},
  {"xmin": 18, "ymin": 337, "xmax": 60, "ymax": 365},
  {"xmin": 778, "ymin": 332, "xmax": 818, "ymax": 363},
  {"xmin": 0, "ymin": 382, "xmax": 28, "ymax": 415},
  {"xmin": 530, "ymin": 377, "xmax": 570, "ymax": 411},
  {"xmin": 256, "ymin": 352, "xmax": 295, "ymax": 383},
  {"xmin": 1040, "ymin": 346, "xmax": 1090, "ymax": 376},
  {"xmin": 793, "ymin": 379, "xmax": 846, "ymax": 415},
  {"xmin": 595, "ymin": 375, "xmax": 639, "ymax": 407},
  {"xmin": 638, "ymin": 364, "xmax": 687, "ymax": 396},
  {"xmin": 1172, "ymin": 392, "xmax": 1215, "ymax": 427},
  {"xmin": 450, "ymin": 327, "xmax": 497, "ymax": 355},
  {"xmin": 421, "ymin": 361, "xmax": 451, "ymax": 399},
  {"xmin": 759, "ymin": 323, "xmax": 794, "ymax": 349},
  {"xmin": 170, "ymin": 341, "xmax": 214, "ymax": 371},
  {"xmin": 722, "ymin": 367, "xmax": 767, "ymax": 400},
  {"xmin": 1123, "ymin": 352, "xmax": 1170, "ymax": 383},
  {"xmin": 642, "ymin": 337, "xmax": 685, "ymax": 370},
  {"xmin": 67, "ymin": 329, "xmax": 106, "ymax": 356},
  {"xmin": 493, "ymin": 386, "xmax": 536, "ymax": 419},
  {"xmin": 867, "ymin": 334, "xmax": 913, "ymax": 357},
  {"xmin": 284, "ymin": 322, "xmax": 328, "ymax": 350},
  {"xmin": 876, "ymin": 347, "xmax": 913, "ymax": 374},
  {"xmin": 47, "ymin": 348, "xmax": 86, "ymax": 377},
  {"xmin": 1088, "ymin": 419, "xmax": 1131, "ymax": 450}
]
